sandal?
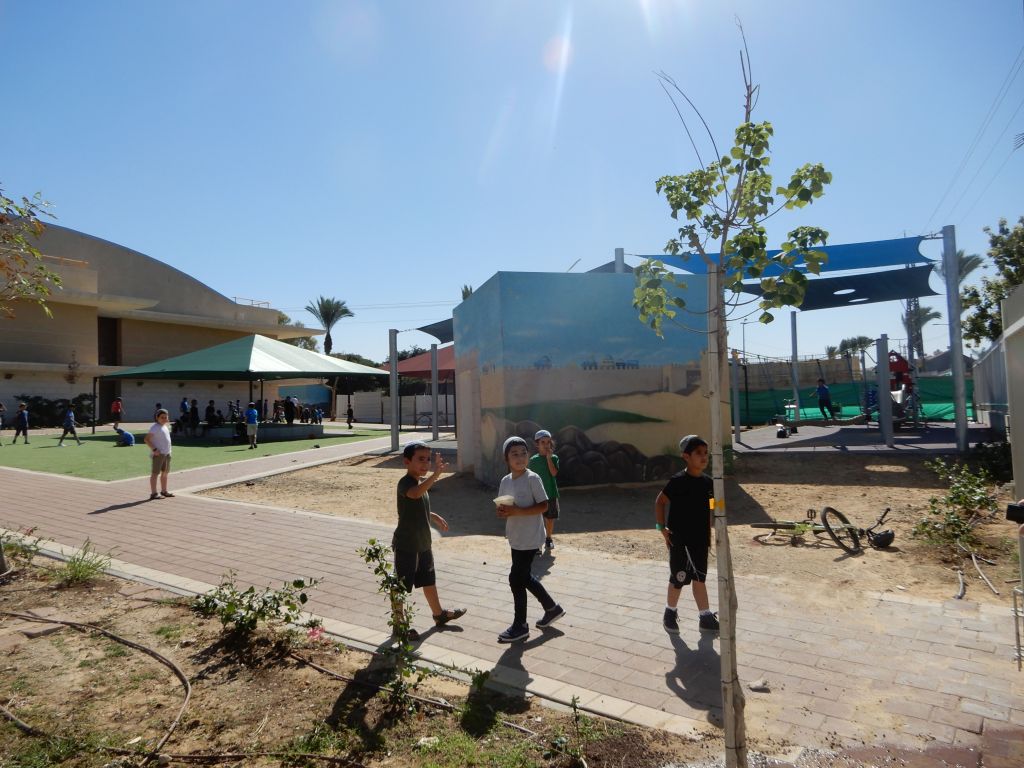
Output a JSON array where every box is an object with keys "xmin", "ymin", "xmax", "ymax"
[
  {"xmin": 433, "ymin": 608, "xmax": 467, "ymax": 626},
  {"xmin": 160, "ymin": 491, "xmax": 175, "ymax": 498},
  {"xmin": 149, "ymin": 493, "xmax": 160, "ymax": 500}
]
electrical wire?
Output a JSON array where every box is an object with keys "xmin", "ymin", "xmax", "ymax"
[{"xmin": 924, "ymin": 44, "xmax": 1024, "ymax": 230}]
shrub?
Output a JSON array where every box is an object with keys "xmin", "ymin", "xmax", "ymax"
[
  {"xmin": 914, "ymin": 459, "xmax": 998, "ymax": 548},
  {"xmin": 14, "ymin": 393, "xmax": 94, "ymax": 428},
  {"xmin": 193, "ymin": 570, "xmax": 321, "ymax": 636},
  {"xmin": 970, "ymin": 440, "xmax": 1013, "ymax": 483}
]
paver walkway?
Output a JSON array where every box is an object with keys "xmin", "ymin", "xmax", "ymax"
[{"xmin": 2, "ymin": 437, "xmax": 1021, "ymax": 759}]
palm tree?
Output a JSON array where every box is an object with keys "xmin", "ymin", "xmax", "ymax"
[
  {"xmin": 838, "ymin": 335, "xmax": 874, "ymax": 355},
  {"xmin": 825, "ymin": 345, "xmax": 838, "ymax": 359},
  {"xmin": 304, "ymin": 296, "xmax": 353, "ymax": 357},
  {"xmin": 902, "ymin": 304, "xmax": 942, "ymax": 359},
  {"xmin": 461, "ymin": 284, "xmax": 473, "ymax": 300},
  {"xmin": 934, "ymin": 249, "xmax": 984, "ymax": 286}
]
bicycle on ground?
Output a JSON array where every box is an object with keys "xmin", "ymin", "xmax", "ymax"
[{"xmin": 749, "ymin": 507, "xmax": 894, "ymax": 555}]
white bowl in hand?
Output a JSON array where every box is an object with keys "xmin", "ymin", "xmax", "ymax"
[{"xmin": 493, "ymin": 495, "xmax": 515, "ymax": 508}]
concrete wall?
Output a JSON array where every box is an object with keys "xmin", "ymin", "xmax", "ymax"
[
  {"xmin": 1001, "ymin": 285, "xmax": 1024, "ymax": 487},
  {"xmin": 973, "ymin": 340, "xmax": 1007, "ymax": 435},
  {"xmin": 0, "ymin": 300, "xmax": 98, "ymax": 366}
]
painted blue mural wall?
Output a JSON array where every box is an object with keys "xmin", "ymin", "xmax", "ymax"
[{"xmin": 454, "ymin": 271, "xmax": 718, "ymax": 486}]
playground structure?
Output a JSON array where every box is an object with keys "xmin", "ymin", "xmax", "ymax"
[{"xmin": 733, "ymin": 346, "xmax": 970, "ymax": 431}]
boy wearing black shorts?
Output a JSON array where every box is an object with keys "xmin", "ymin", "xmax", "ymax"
[
  {"xmin": 391, "ymin": 442, "xmax": 466, "ymax": 641},
  {"xmin": 655, "ymin": 434, "xmax": 719, "ymax": 635}
]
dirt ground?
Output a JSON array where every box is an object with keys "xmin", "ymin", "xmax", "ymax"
[
  {"xmin": 3, "ymin": 451, "xmax": 1020, "ymax": 766},
  {"xmin": 204, "ymin": 451, "xmax": 1022, "ymax": 606},
  {"xmin": 0, "ymin": 566, "xmax": 724, "ymax": 767}
]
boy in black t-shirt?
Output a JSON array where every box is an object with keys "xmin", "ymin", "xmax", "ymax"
[
  {"xmin": 654, "ymin": 434, "xmax": 719, "ymax": 635},
  {"xmin": 390, "ymin": 442, "xmax": 466, "ymax": 641}
]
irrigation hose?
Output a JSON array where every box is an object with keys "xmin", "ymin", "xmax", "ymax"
[
  {"xmin": 0, "ymin": 610, "xmax": 191, "ymax": 766},
  {"xmin": 1, "ymin": 612, "xmax": 581, "ymax": 765}
]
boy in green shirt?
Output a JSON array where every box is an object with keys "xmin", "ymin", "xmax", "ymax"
[
  {"xmin": 528, "ymin": 429, "xmax": 560, "ymax": 551},
  {"xmin": 391, "ymin": 442, "xmax": 466, "ymax": 641}
]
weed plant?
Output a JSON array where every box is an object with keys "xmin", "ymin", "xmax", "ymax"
[
  {"xmin": 1, "ymin": 526, "xmax": 47, "ymax": 568},
  {"xmin": 53, "ymin": 539, "xmax": 111, "ymax": 586}
]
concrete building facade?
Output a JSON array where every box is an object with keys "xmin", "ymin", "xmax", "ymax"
[{"xmin": 0, "ymin": 224, "xmax": 319, "ymax": 421}]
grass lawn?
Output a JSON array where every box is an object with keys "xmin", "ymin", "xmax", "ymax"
[{"xmin": 0, "ymin": 430, "xmax": 380, "ymax": 481}]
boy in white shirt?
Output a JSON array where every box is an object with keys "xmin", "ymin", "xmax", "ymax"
[{"xmin": 495, "ymin": 436, "xmax": 565, "ymax": 643}]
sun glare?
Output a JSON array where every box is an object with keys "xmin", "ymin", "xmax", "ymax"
[{"xmin": 544, "ymin": 9, "xmax": 573, "ymax": 148}]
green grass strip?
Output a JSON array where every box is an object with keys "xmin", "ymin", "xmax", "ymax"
[{"xmin": 0, "ymin": 430, "xmax": 379, "ymax": 481}]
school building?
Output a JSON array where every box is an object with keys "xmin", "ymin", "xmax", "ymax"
[{"xmin": 0, "ymin": 223, "xmax": 318, "ymax": 419}]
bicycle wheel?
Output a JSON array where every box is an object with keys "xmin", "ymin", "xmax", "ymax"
[{"xmin": 820, "ymin": 507, "xmax": 861, "ymax": 554}]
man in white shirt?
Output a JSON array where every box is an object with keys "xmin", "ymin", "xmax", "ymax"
[{"xmin": 145, "ymin": 409, "xmax": 174, "ymax": 500}]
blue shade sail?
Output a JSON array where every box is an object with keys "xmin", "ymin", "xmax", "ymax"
[{"xmin": 639, "ymin": 236, "xmax": 929, "ymax": 276}]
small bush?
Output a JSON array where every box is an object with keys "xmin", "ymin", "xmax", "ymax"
[
  {"xmin": 914, "ymin": 459, "xmax": 998, "ymax": 548},
  {"xmin": 13, "ymin": 393, "xmax": 94, "ymax": 428},
  {"xmin": 970, "ymin": 440, "xmax": 1013, "ymax": 483},
  {"xmin": 193, "ymin": 570, "xmax": 321, "ymax": 636}
]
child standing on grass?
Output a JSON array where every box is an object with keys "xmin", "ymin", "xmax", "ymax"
[
  {"xmin": 495, "ymin": 436, "xmax": 564, "ymax": 643},
  {"xmin": 528, "ymin": 429, "xmax": 560, "ymax": 551},
  {"xmin": 391, "ymin": 442, "xmax": 466, "ymax": 641},
  {"xmin": 12, "ymin": 402, "xmax": 29, "ymax": 444},
  {"xmin": 57, "ymin": 403, "xmax": 83, "ymax": 446},
  {"xmin": 655, "ymin": 434, "xmax": 719, "ymax": 635}
]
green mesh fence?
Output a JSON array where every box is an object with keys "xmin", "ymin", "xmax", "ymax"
[{"xmin": 735, "ymin": 378, "xmax": 973, "ymax": 425}]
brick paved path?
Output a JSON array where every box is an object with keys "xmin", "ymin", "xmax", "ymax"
[{"xmin": 2, "ymin": 443, "xmax": 1021, "ymax": 756}]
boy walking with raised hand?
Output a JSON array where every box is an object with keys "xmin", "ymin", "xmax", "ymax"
[
  {"xmin": 391, "ymin": 442, "xmax": 466, "ymax": 641},
  {"xmin": 529, "ymin": 429, "xmax": 560, "ymax": 551},
  {"xmin": 655, "ymin": 434, "xmax": 719, "ymax": 635},
  {"xmin": 495, "ymin": 436, "xmax": 564, "ymax": 643}
]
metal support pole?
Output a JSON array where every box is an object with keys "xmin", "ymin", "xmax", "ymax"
[
  {"xmin": 790, "ymin": 311, "xmax": 800, "ymax": 434},
  {"xmin": 389, "ymin": 329, "xmax": 399, "ymax": 452},
  {"xmin": 431, "ymin": 344, "xmax": 439, "ymax": 442},
  {"xmin": 943, "ymin": 225, "xmax": 969, "ymax": 452},
  {"xmin": 743, "ymin": 364, "xmax": 750, "ymax": 429},
  {"xmin": 905, "ymin": 296, "xmax": 919, "ymax": 428},
  {"xmin": 877, "ymin": 335, "xmax": 894, "ymax": 447},
  {"xmin": 731, "ymin": 350, "xmax": 741, "ymax": 444}
]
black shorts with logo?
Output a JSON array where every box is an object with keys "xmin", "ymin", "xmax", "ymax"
[{"xmin": 668, "ymin": 543, "xmax": 708, "ymax": 587}]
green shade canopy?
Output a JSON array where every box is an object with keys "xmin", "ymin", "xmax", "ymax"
[{"xmin": 100, "ymin": 334, "xmax": 387, "ymax": 381}]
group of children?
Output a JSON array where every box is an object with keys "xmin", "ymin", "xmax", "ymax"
[{"xmin": 391, "ymin": 428, "xmax": 717, "ymax": 643}]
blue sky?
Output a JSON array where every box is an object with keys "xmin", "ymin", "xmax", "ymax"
[{"xmin": 2, "ymin": 1, "xmax": 1022, "ymax": 364}]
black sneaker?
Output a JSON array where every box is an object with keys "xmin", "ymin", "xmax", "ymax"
[
  {"xmin": 536, "ymin": 604, "xmax": 565, "ymax": 629},
  {"xmin": 545, "ymin": 538, "xmax": 554, "ymax": 550},
  {"xmin": 699, "ymin": 613, "xmax": 720, "ymax": 633},
  {"xmin": 497, "ymin": 624, "xmax": 529, "ymax": 643},
  {"xmin": 663, "ymin": 608, "xmax": 679, "ymax": 634}
]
